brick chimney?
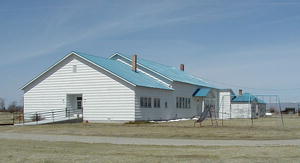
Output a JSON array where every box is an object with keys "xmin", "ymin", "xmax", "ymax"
[
  {"xmin": 180, "ymin": 64, "xmax": 185, "ymax": 71},
  {"xmin": 239, "ymin": 89, "xmax": 243, "ymax": 96},
  {"xmin": 132, "ymin": 55, "xmax": 137, "ymax": 72}
]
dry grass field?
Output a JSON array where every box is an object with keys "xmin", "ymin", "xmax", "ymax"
[
  {"xmin": 1, "ymin": 115, "xmax": 300, "ymax": 140},
  {"xmin": 0, "ymin": 112, "xmax": 13, "ymax": 124},
  {"xmin": 0, "ymin": 139, "xmax": 300, "ymax": 163},
  {"xmin": 1, "ymin": 116, "xmax": 300, "ymax": 162}
]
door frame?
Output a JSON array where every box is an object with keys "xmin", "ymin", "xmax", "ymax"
[{"xmin": 66, "ymin": 94, "xmax": 83, "ymax": 117}]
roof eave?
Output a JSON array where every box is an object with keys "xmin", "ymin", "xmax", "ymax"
[
  {"xmin": 21, "ymin": 52, "xmax": 76, "ymax": 90},
  {"xmin": 21, "ymin": 52, "xmax": 138, "ymax": 91},
  {"xmin": 173, "ymin": 80, "xmax": 216, "ymax": 89},
  {"xmin": 73, "ymin": 52, "xmax": 137, "ymax": 87},
  {"xmin": 109, "ymin": 53, "xmax": 174, "ymax": 82},
  {"xmin": 136, "ymin": 85, "xmax": 174, "ymax": 91}
]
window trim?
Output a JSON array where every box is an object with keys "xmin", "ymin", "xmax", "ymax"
[
  {"xmin": 176, "ymin": 97, "xmax": 191, "ymax": 109},
  {"xmin": 140, "ymin": 97, "xmax": 152, "ymax": 108},
  {"xmin": 154, "ymin": 98, "xmax": 161, "ymax": 108}
]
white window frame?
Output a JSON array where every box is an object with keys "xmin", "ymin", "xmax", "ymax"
[
  {"xmin": 176, "ymin": 97, "xmax": 191, "ymax": 109},
  {"xmin": 154, "ymin": 98, "xmax": 161, "ymax": 108},
  {"xmin": 140, "ymin": 97, "xmax": 152, "ymax": 108}
]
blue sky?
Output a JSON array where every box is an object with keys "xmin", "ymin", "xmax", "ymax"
[{"xmin": 1, "ymin": 0, "xmax": 300, "ymax": 105}]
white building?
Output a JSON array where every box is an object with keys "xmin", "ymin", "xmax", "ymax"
[
  {"xmin": 218, "ymin": 89, "xmax": 234, "ymax": 119},
  {"xmin": 231, "ymin": 90, "xmax": 266, "ymax": 119},
  {"xmin": 22, "ymin": 51, "xmax": 225, "ymax": 123}
]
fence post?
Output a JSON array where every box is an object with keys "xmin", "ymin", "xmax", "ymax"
[
  {"xmin": 12, "ymin": 112, "xmax": 15, "ymax": 124},
  {"xmin": 52, "ymin": 110, "xmax": 54, "ymax": 123},
  {"xmin": 35, "ymin": 112, "xmax": 38, "ymax": 125}
]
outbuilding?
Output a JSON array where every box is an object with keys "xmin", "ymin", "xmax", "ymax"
[{"xmin": 231, "ymin": 90, "xmax": 266, "ymax": 118}]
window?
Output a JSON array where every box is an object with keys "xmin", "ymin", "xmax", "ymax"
[
  {"xmin": 165, "ymin": 101, "xmax": 168, "ymax": 108},
  {"xmin": 179, "ymin": 97, "xmax": 182, "ymax": 108},
  {"xmin": 73, "ymin": 65, "xmax": 77, "ymax": 73},
  {"xmin": 176, "ymin": 97, "xmax": 191, "ymax": 109},
  {"xmin": 154, "ymin": 98, "xmax": 161, "ymax": 108},
  {"xmin": 187, "ymin": 98, "xmax": 191, "ymax": 108},
  {"xmin": 140, "ymin": 97, "xmax": 152, "ymax": 108},
  {"xmin": 147, "ymin": 98, "xmax": 152, "ymax": 108},
  {"xmin": 140, "ymin": 97, "xmax": 145, "ymax": 107},
  {"xmin": 76, "ymin": 97, "xmax": 82, "ymax": 109}
]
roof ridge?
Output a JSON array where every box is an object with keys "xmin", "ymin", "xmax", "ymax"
[
  {"xmin": 115, "ymin": 52, "xmax": 177, "ymax": 69},
  {"xmin": 73, "ymin": 51, "xmax": 107, "ymax": 60},
  {"xmin": 22, "ymin": 51, "xmax": 173, "ymax": 91},
  {"xmin": 110, "ymin": 52, "xmax": 215, "ymax": 88}
]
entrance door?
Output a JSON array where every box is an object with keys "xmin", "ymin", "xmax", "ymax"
[
  {"xmin": 66, "ymin": 94, "xmax": 83, "ymax": 117},
  {"xmin": 196, "ymin": 98, "xmax": 202, "ymax": 115}
]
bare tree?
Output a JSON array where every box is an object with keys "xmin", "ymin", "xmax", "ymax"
[
  {"xmin": 7, "ymin": 101, "xmax": 23, "ymax": 113},
  {"xmin": 0, "ymin": 98, "xmax": 5, "ymax": 110}
]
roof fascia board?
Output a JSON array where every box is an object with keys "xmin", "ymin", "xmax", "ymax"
[
  {"xmin": 73, "ymin": 52, "xmax": 137, "ymax": 87},
  {"xmin": 21, "ymin": 52, "xmax": 137, "ymax": 91},
  {"xmin": 109, "ymin": 53, "xmax": 174, "ymax": 82},
  {"xmin": 136, "ymin": 85, "xmax": 174, "ymax": 91},
  {"xmin": 173, "ymin": 80, "xmax": 213, "ymax": 89},
  {"xmin": 21, "ymin": 52, "xmax": 74, "ymax": 90}
]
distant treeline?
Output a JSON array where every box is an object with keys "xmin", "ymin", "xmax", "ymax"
[{"xmin": 0, "ymin": 98, "xmax": 23, "ymax": 113}]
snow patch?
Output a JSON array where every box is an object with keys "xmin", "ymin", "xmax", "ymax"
[{"xmin": 149, "ymin": 118, "xmax": 193, "ymax": 123}]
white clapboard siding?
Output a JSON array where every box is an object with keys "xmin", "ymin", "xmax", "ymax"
[
  {"xmin": 171, "ymin": 82, "xmax": 200, "ymax": 118},
  {"xmin": 24, "ymin": 55, "xmax": 135, "ymax": 122},
  {"xmin": 231, "ymin": 103, "xmax": 252, "ymax": 118},
  {"xmin": 134, "ymin": 82, "xmax": 208, "ymax": 121},
  {"xmin": 134, "ymin": 86, "xmax": 174, "ymax": 121},
  {"xmin": 218, "ymin": 91, "xmax": 231, "ymax": 119}
]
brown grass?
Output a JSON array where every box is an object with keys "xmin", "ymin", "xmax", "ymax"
[
  {"xmin": 0, "ymin": 112, "xmax": 13, "ymax": 124},
  {"xmin": 1, "ymin": 115, "xmax": 300, "ymax": 140},
  {"xmin": 0, "ymin": 139, "xmax": 299, "ymax": 163}
]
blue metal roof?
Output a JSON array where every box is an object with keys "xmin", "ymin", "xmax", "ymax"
[
  {"xmin": 257, "ymin": 98, "xmax": 266, "ymax": 104},
  {"xmin": 114, "ymin": 53, "xmax": 216, "ymax": 88},
  {"xmin": 232, "ymin": 93, "xmax": 266, "ymax": 104},
  {"xmin": 74, "ymin": 51, "xmax": 173, "ymax": 90},
  {"xmin": 193, "ymin": 88, "xmax": 211, "ymax": 97}
]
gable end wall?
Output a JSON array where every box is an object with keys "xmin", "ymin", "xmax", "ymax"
[{"xmin": 23, "ymin": 55, "xmax": 135, "ymax": 122}]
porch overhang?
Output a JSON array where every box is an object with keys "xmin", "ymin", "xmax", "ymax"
[{"xmin": 193, "ymin": 88, "xmax": 211, "ymax": 97}]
